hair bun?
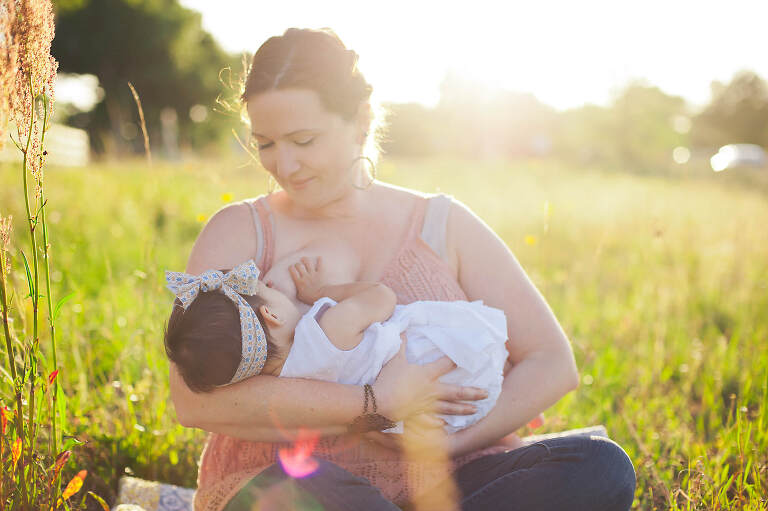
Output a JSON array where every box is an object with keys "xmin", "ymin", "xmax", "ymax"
[{"xmin": 243, "ymin": 28, "xmax": 374, "ymax": 120}]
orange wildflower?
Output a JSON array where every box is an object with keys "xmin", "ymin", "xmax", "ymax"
[
  {"xmin": 50, "ymin": 450, "xmax": 70, "ymax": 482},
  {"xmin": 11, "ymin": 436, "xmax": 21, "ymax": 469},
  {"xmin": 0, "ymin": 405, "xmax": 8, "ymax": 435},
  {"xmin": 58, "ymin": 469, "xmax": 86, "ymax": 506}
]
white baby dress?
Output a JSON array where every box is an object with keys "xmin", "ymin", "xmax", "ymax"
[{"xmin": 279, "ymin": 297, "xmax": 509, "ymax": 433}]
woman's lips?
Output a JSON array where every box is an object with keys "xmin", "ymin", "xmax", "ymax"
[{"xmin": 290, "ymin": 177, "xmax": 314, "ymax": 190}]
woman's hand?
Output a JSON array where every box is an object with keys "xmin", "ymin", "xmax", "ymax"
[{"xmin": 372, "ymin": 334, "xmax": 488, "ymax": 422}]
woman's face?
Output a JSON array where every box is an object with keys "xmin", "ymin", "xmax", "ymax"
[{"xmin": 247, "ymin": 88, "xmax": 362, "ymax": 208}]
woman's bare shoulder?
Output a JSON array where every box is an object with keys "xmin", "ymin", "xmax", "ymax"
[
  {"xmin": 443, "ymin": 197, "xmax": 511, "ymax": 279},
  {"xmin": 372, "ymin": 182, "xmax": 480, "ymax": 233},
  {"xmin": 372, "ymin": 181, "xmax": 435, "ymax": 206},
  {"xmin": 185, "ymin": 199, "xmax": 261, "ymax": 274},
  {"xmin": 374, "ymin": 180, "xmax": 431, "ymax": 197},
  {"xmin": 448, "ymin": 194, "xmax": 507, "ymax": 237}
]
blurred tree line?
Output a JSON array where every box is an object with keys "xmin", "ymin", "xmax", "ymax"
[
  {"xmin": 383, "ymin": 71, "xmax": 768, "ymax": 174},
  {"xmin": 51, "ymin": 0, "xmax": 768, "ymax": 172},
  {"xmin": 52, "ymin": 0, "xmax": 242, "ymax": 156}
]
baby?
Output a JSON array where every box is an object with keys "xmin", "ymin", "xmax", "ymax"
[{"xmin": 164, "ymin": 258, "xmax": 508, "ymax": 433}]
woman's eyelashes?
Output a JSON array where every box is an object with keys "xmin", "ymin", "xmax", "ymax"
[{"xmin": 256, "ymin": 138, "xmax": 314, "ymax": 151}]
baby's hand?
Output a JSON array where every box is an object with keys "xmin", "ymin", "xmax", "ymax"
[{"xmin": 289, "ymin": 256, "xmax": 331, "ymax": 305}]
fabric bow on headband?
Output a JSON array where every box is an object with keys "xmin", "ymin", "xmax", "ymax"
[{"xmin": 165, "ymin": 259, "xmax": 267, "ymax": 384}]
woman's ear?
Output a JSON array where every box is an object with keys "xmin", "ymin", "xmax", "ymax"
[{"xmin": 259, "ymin": 305, "xmax": 285, "ymax": 327}]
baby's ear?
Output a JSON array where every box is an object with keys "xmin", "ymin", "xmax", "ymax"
[{"xmin": 259, "ymin": 305, "xmax": 284, "ymax": 327}]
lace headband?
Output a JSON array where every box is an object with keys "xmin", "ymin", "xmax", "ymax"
[{"xmin": 165, "ymin": 259, "xmax": 267, "ymax": 384}]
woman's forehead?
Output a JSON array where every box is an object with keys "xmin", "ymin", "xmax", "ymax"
[{"xmin": 247, "ymin": 88, "xmax": 341, "ymax": 138}]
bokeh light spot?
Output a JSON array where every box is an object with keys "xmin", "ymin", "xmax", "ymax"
[
  {"xmin": 278, "ymin": 429, "xmax": 320, "ymax": 479},
  {"xmin": 672, "ymin": 146, "xmax": 690, "ymax": 164}
]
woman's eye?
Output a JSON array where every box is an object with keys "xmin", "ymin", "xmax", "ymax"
[
  {"xmin": 257, "ymin": 142, "xmax": 273, "ymax": 150},
  {"xmin": 295, "ymin": 138, "xmax": 314, "ymax": 146}
]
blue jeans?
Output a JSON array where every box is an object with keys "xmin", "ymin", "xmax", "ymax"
[{"xmin": 223, "ymin": 436, "xmax": 636, "ymax": 511}]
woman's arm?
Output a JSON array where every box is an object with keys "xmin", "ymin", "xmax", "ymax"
[
  {"xmin": 169, "ymin": 203, "xmax": 482, "ymax": 439},
  {"xmin": 170, "ymin": 363, "xmax": 362, "ymax": 436},
  {"xmin": 444, "ymin": 199, "xmax": 579, "ymax": 456}
]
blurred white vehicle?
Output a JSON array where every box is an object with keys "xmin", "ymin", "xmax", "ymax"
[{"xmin": 710, "ymin": 144, "xmax": 767, "ymax": 172}]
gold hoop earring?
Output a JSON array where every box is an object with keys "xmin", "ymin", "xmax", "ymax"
[{"xmin": 351, "ymin": 156, "xmax": 376, "ymax": 190}]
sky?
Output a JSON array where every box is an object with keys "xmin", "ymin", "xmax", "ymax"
[{"xmin": 175, "ymin": 0, "xmax": 768, "ymax": 112}]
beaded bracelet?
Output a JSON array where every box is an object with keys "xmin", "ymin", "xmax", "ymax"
[{"xmin": 347, "ymin": 384, "xmax": 397, "ymax": 433}]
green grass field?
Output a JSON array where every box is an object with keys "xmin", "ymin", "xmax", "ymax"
[{"xmin": 1, "ymin": 157, "xmax": 766, "ymax": 510}]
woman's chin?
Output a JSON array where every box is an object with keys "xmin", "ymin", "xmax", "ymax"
[{"xmin": 286, "ymin": 185, "xmax": 349, "ymax": 210}]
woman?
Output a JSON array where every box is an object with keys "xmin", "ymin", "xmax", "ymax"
[{"xmin": 169, "ymin": 27, "xmax": 636, "ymax": 511}]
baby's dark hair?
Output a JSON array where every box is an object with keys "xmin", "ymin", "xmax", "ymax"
[{"xmin": 164, "ymin": 290, "xmax": 273, "ymax": 393}]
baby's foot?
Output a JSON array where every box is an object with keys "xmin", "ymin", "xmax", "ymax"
[{"xmin": 289, "ymin": 256, "xmax": 330, "ymax": 304}]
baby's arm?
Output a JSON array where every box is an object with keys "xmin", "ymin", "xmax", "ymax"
[{"xmin": 289, "ymin": 257, "xmax": 396, "ymax": 350}]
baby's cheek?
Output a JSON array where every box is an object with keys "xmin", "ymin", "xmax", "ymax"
[
  {"xmin": 261, "ymin": 267, "xmax": 309, "ymax": 313},
  {"xmin": 262, "ymin": 267, "xmax": 297, "ymax": 299}
]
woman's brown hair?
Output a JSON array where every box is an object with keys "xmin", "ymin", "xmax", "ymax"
[
  {"xmin": 242, "ymin": 28, "xmax": 372, "ymax": 120},
  {"xmin": 241, "ymin": 28, "xmax": 384, "ymax": 158}
]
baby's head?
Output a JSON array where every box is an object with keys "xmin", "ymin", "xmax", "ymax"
[{"xmin": 164, "ymin": 273, "xmax": 302, "ymax": 393}]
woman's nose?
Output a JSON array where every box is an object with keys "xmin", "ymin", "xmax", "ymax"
[{"xmin": 275, "ymin": 145, "xmax": 300, "ymax": 179}]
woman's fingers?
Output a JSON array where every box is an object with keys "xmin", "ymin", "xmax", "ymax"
[
  {"xmin": 436, "ymin": 382, "xmax": 488, "ymax": 402},
  {"xmin": 301, "ymin": 256, "xmax": 313, "ymax": 273},
  {"xmin": 434, "ymin": 400, "xmax": 478, "ymax": 416}
]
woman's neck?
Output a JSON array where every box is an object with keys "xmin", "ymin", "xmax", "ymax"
[{"xmin": 276, "ymin": 183, "xmax": 378, "ymax": 220}]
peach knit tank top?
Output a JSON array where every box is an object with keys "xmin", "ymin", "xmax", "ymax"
[{"xmin": 194, "ymin": 195, "xmax": 511, "ymax": 511}]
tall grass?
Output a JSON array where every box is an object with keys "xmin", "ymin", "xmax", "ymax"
[
  {"xmin": 0, "ymin": 156, "xmax": 765, "ymax": 509},
  {"xmin": 0, "ymin": 1, "xmax": 100, "ymax": 509}
]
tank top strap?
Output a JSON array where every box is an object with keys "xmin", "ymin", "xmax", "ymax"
[
  {"xmin": 404, "ymin": 195, "xmax": 430, "ymax": 241},
  {"xmin": 420, "ymin": 194, "xmax": 453, "ymax": 260},
  {"xmin": 244, "ymin": 195, "xmax": 276, "ymax": 275}
]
